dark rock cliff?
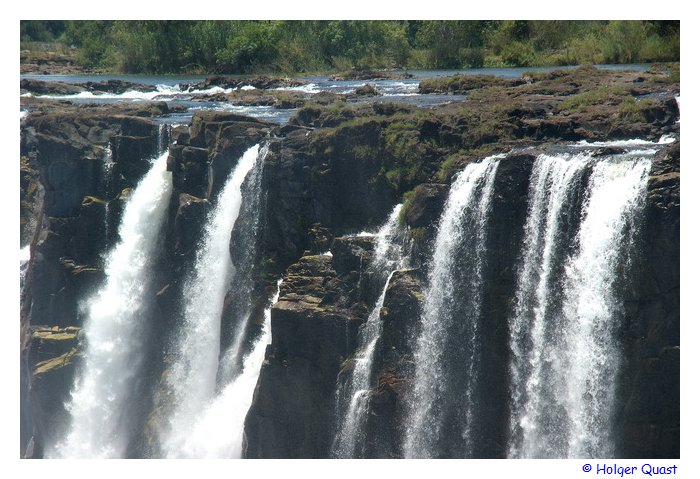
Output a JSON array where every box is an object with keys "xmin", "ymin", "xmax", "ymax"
[
  {"xmin": 20, "ymin": 105, "xmax": 164, "ymax": 456},
  {"xmin": 242, "ymin": 68, "xmax": 680, "ymax": 459},
  {"xmin": 618, "ymin": 142, "xmax": 680, "ymax": 458},
  {"xmin": 19, "ymin": 103, "xmax": 275, "ymax": 457},
  {"xmin": 244, "ymin": 253, "xmax": 367, "ymax": 458}
]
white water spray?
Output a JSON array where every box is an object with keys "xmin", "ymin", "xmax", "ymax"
[
  {"xmin": 161, "ymin": 144, "xmax": 261, "ymax": 457},
  {"xmin": 333, "ymin": 204, "xmax": 407, "ymax": 458},
  {"xmin": 508, "ymin": 152, "xmax": 652, "ymax": 458},
  {"xmin": 52, "ymin": 151, "xmax": 172, "ymax": 458},
  {"xmin": 20, "ymin": 245, "xmax": 31, "ymax": 292},
  {"xmin": 170, "ymin": 278, "xmax": 282, "ymax": 458},
  {"xmin": 508, "ymin": 152, "xmax": 593, "ymax": 458},
  {"xmin": 563, "ymin": 157, "xmax": 651, "ymax": 457},
  {"xmin": 403, "ymin": 156, "xmax": 501, "ymax": 458}
]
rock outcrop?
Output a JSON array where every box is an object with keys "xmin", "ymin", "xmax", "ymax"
[
  {"xmin": 618, "ymin": 142, "xmax": 680, "ymax": 458},
  {"xmin": 244, "ymin": 253, "xmax": 368, "ymax": 458},
  {"xmin": 20, "ymin": 78, "xmax": 158, "ymax": 96},
  {"xmin": 181, "ymin": 75, "xmax": 308, "ymax": 91},
  {"xmin": 329, "ymin": 70, "xmax": 415, "ymax": 81}
]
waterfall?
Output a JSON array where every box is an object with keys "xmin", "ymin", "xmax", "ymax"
[
  {"xmin": 508, "ymin": 152, "xmax": 592, "ymax": 458},
  {"xmin": 217, "ymin": 143, "xmax": 269, "ymax": 384},
  {"xmin": 403, "ymin": 156, "xmax": 501, "ymax": 458},
  {"xmin": 332, "ymin": 204, "xmax": 407, "ymax": 458},
  {"xmin": 102, "ymin": 144, "xmax": 114, "ymax": 242},
  {"xmin": 508, "ymin": 151, "xmax": 652, "ymax": 458},
  {"xmin": 20, "ymin": 245, "xmax": 31, "ymax": 293},
  {"xmin": 178, "ymin": 278, "xmax": 283, "ymax": 458},
  {"xmin": 160, "ymin": 144, "xmax": 262, "ymax": 457},
  {"xmin": 51, "ymin": 151, "xmax": 172, "ymax": 458}
]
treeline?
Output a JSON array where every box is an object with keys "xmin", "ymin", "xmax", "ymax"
[{"xmin": 20, "ymin": 20, "xmax": 680, "ymax": 74}]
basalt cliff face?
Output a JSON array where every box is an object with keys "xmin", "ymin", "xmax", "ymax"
[{"xmin": 20, "ymin": 66, "xmax": 680, "ymax": 458}]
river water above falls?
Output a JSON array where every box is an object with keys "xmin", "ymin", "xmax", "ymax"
[{"xmin": 20, "ymin": 64, "xmax": 652, "ymax": 125}]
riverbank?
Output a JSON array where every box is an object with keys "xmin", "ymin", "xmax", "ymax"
[{"xmin": 20, "ymin": 20, "xmax": 679, "ymax": 76}]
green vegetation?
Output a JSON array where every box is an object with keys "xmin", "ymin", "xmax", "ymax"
[
  {"xmin": 20, "ymin": 20, "xmax": 680, "ymax": 74},
  {"xmin": 437, "ymin": 154, "xmax": 462, "ymax": 182},
  {"xmin": 398, "ymin": 189, "xmax": 418, "ymax": 226},
  {"xmin": 618, "ymin": 97, "xmax": 656, "ymax": 122},
  {"xmin": 380, "ymin": 119, "xmax": 426, "ymax": 190},
  {"xmin": 556, "ymin": 83, "xmax": 658, "ymax": 122},
  {"xmin": 558, "ymin": 85, "xmax": 628, "ymax": 112}
]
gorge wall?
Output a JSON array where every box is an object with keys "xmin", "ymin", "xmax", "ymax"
[{"xmin": 19, "ymin": 67, "xmax": 680, "ymax": 459}]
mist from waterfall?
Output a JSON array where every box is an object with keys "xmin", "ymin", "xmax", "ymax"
[
  {"xmin": 51, "ymin": 151, "xmax": 172, "ymax": 458},
  {"xmin": 179, "ymin": 278, "xmax": 282, "ymax": 458},
  {"xmin": 160, "ymin": 144, "xmax": 262, "ymax": 458}
]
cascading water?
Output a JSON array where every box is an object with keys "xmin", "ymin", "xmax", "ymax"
[
  {"xmin": 160, "ymin": 144, "xmax": 262, "ymax": 458},
  {"xmin": 102, "ymin": 144, "xmax": 114, "ymax": 242},
  {"xmin": 508, "ymin": 152, "xmax": 592, "ymax": 458},
  {"xmin": 51, "ymin": 151, "xmax": 172, "ymax": 458},
  {"xmin": 217, "ymin": 143, "xmax": 269, "ymax": 384},
  {"xmin": 179, "ymin": 278, "xmax": 282, "ymax": 458},
  {"xmin": 508, "ymin": 150, "xmax": 653, "ymax": 458},
  {"xmin": 403, "ymin": 156, "xmax": 501, "ymax": 458},
  {"xmin": 20, "ymin": 245, "xmax": 31, "ymax": 293},
  {"xmin": 332, "ymin": 204, "xmax": 408, "ymax": 458}
]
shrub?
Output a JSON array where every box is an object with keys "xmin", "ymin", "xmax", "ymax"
[{"xmin": 618, "ymin": 96, "xmax": 654, "ymax": 122}]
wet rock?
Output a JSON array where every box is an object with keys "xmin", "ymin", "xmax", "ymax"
[
  {"xmin": 170, "ymin": 125, "xmax": 190, "ymax": 145},
  {"xmin": 83, "ymin": 80, "xmax": 156, "ymax": 94},
  {"xmin": 619, "ymin": 141, "xmax": 680, "ymax": 458},
  {"xmin": 111, "ymin": 134, "xmax": 159, "ymax": 189},
  {"xmin": 187, "ymin": 111, "xmax": 274, "ymax": 197},
  {"xmin": 402, "ymin": 183, "xmax": 449, "ymax": 229},
  {"xmin": 20, "ymin": 156, "xmax": 42, "ymax": 246},
  {"xmin": 361, "ymin": 269, "xmax": 423, "ymax": 457},
  {"xmin": 19, "ymin": 78, "xmax": 157, "ymax": 96},
  {"xmin": 20, "ymin": 79, "xmax": 84, "ymax": 95},
  {"xmin": 330, "ymin": 235, "xmax": 375, "ymax": 276},
  {"xmin": 308, "ymin": 91, "xmax": 346, "ymax": 106},
  {"xmin": 26, "ymin": 326, "xmax": 83, "ymax": 456},
  {"xmin": 183, "ymin": 75, "xmax": 307, "ymax": 91},
  {"xmin": 173, "ymin": 194, "xmax": 210, "ymax": 257},
  {"xmin": 167, "ymin": 145, "xmax": 209, "ymax": 198},
  {"xmin": 353, "ymin": 83, "xmax": 380, "ymax": 96},
  {"xmin": 74, "ymin": 195, "xmax": 107, "ymax": 265},
  {"xmin": 244, "ymin": 254, "xmax": 367, "ymax": 458}
]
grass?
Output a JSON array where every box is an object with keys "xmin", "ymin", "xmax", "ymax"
[
  {"xmin": 437, "ymin": 154, "xmax": 461, "ymax": 182},
  {"xmin": 381, "ymin": 119, "xmax": 426, "ymax": 190},
  {"xmin": 558, "ymin": 85, "xmax": 628, "ymax": 113},
  {"xmin": 398, "ymin": 189, "xmax": 417, "ymax": 226},
  {"xmin": 618, "ymin": 96, "xmax": 655, "ymax": 122}
]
